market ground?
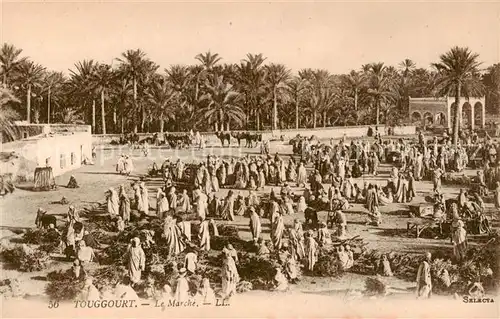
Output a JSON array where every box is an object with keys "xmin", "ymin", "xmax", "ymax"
[{"xmin": 1, "ymin": 140, "xmax": 499, "ymax": 309}]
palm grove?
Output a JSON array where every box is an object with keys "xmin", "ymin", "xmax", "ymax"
[{"xmin": 1, "ymin": 43, "xmax": 499, "ymax": 144}]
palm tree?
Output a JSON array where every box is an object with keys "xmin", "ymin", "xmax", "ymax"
[
  {"xmin": 432, "ymin": 46, "xmax": 484, "ymax": 145},
  {"xmin": 301, "ymin": 69, "xmax": 335, "ymax": 128},
  {"xmin": 42, "ymin": 71, "xmax": 65, "ymax": 124},
  {"xmin": 195, "ymin": 51, "xmax": 222, "ymax": 70},
  {"xmin": 0, "ymin": 43, "xmax": 27, "ymax": 87},
  {"xmin": 146, "ymin": 75, "xmax": 179, "ymax": 133},
  {"xmin": 287, "ymin": 76, "xmax": 307, "ymax": 129},
  {"xmin": 196, "ymin": 75, "xmax": 244, "ymax": 131},
  {"xmin": 366, "ymin": 62, "xmax": 396, "ymax": 125},
  {"xmin": 399, "ymin": 59, "xmax": 416, "ymax": 79},
  {"xmin": 110, "ymin": 78, "xmax": 132, "ymax": 133},
  {"xmin": 117, "ymin": 49, "xmax": 156, "ymax": 132},
  {"xmin": 237, "ymin": 53, "xmax": 267, "ymax": 130},
  {"xmin": 56, "ymin": 107, "xmax": 84, "ymax": 124},
  {"xmin": 69, "ymin": 60, "xmax": 97, "ymax": 131},
  {"xmin": 265, "ymin": 63, "xmax": 290, "ymax": 130},
  {"xmin": 92, "ymin": 63, "xmax": 115, "ymax": 134},
  {"xmin": 483, "ymin": 64, "xmax": 500, "ymax": 114},
  {"xmin": 0, "ymin": 86, "xmax": 20, "ymax": 141},
  {"xmin": 13, "ymin": 60, "xmax": 46, "ymax": 123},
  {"xmin": 343, "ymin": 70, "xmax": 366, "ymax": 116}
]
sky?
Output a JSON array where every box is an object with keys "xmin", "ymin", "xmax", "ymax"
[{"xmin": 1, "ymin": 1, "xmax": 499, "ymax": 75}]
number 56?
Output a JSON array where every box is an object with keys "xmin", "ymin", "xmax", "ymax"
[{"xmin": 48, "ymin": 301, "xmax": 59, "ymax": 309}]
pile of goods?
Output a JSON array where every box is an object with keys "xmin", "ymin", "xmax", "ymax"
[
  {"xmin": 22, "ymin": 228, "xmax": 61, "ymax": 254},
  {"xmin": 238, "ymin": 253, "xmax": 279, "ymax": 290},
  {"xmin": 1, "ymin": 243, "xmax": 51, "ymax": 272},
  {"xmin": 353, "ymin": 232, "xmax": 499, "ymax": 296},
  {"xmin": 442, "ymin": 173, "xmax": 472, "ymax": 187},
  {"xmin": 210, "ymin": 224, "xmax": 254, "ymax": 252},
  {"xmin": 45, "ymin": 270, "xmax": 85, "ymax": 301},
  {"xmin": 313, "ymin": 247, "xmax": 344, "ymax": 278}
]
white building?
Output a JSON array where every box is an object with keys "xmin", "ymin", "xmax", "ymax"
[{"xmin": 1, "ymin": 124, "xmax": 92, "ymax": 181}]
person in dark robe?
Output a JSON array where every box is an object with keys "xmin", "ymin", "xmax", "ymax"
[
  {"xmin": 351, "ymin": 159, "xmax": 362, "ymax": 178},
  {"xmin": 394, "ymin": 174, "xmax": 408, "ymax": 203},
  {"xmin": 407, "ymin": 171, "xmax": 416, "ymax": 202},
  {"xmin": 83, "ymin": 230, "xmax": 100, "ymax": 249},
  {"xmin": 365, "ymin": 184, "xmax": 379, "ymax": 214}
]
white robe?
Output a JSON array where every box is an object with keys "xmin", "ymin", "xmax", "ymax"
[
  {"xmin": 141, "ymin": 187, "xmax": 149, "ymax": 213},
  {"xmin": 199, "ymin": 220, "xmax": 211, "ymax": 251},
  {"xmin": 124, "ymin": 158, "xmax": 134, "ymax": 174},
  {"xmin": 107, "ymin": 190, "xmax": 119, "ymax": 216},
  {"xmin": 174, "ymin": 276, "xmax": 189, "ymax": 302}
]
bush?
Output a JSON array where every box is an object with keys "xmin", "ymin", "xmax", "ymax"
[
  {"xmin": 46, "ymin": 270, "xmax": 83, "ymax": 301},
  {"xmin": 431, "ymin": 258, "xmax": 459, "ymax": 294},
  {"xmin": 442, "ymin": 173, "xmax": 472, "ymax": 187},
  {"xmin": 95, "ymin": 243, "xmax": 128, "ymax": 265},
  {"xmin": 218, "ymin": 225, "xmax": 240, "ymax": 239},
  {"xmin": 313, "ymin": 248, "xmax": 344, "ymax": 278},
  {"xmin": 210, "ymin": 236, "xmax": 254, "ymax": 252},
  {"xmin": 91, "ymin": 229, "xmax": 117, "ymax": 246},
  {"xmin": 364, "ymin": 276, "xmax": 387, "ymax": 296},
  {"xmin": 238, "ymin": 253, "xmax": 278, "ymax": 290},
  {"xmin": 22, "ymin": 229, "xmax": 46, "ymax": 244},
  {"xmin": 2, "ymin": 244, "xmax": 51, "ymax": 272},
  {"xmin": 91, "ymin": 266, "xmax": 126, "ymax": 290},
  {"xmin": 22, "ymin": 228, "xmax": 61, "ymax": 245}
]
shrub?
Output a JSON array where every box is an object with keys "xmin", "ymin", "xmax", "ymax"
[
  {"xmin": 91, "ymin": 266, "xmax": 126, "ymax": 290},
  {"xmin": 2, "ymin": 244, "xmax": 51, "ymax": 272},
  {"xmin": 364, "ymin": 276, "xmax": 387, "ymax": 296},
  {"xmin": 95, "ymin": 243, "xmax": 128, "ymax": 265},
  {"xmin": 218, "ymin": 225, "xmax": 240, "ymax": 238},
  {"xmin": 238, "ymin": 253, "xmax": 278, "ymax": 290},
  {"xmin": 313, "ymin": 248, "xmax": 344, "ymax": 278},
  {"xmin": 45, "ymin": 270, "xmax": 83, "ymax": 301}
]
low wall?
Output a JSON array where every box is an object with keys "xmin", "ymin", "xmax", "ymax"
[
  {"xmin": 92, "ymin": 125, "xmax": 416, "ymax": 145},
  {"xmin": 265, "ymin": 125, "xmax": 416, "ymax": 140}
]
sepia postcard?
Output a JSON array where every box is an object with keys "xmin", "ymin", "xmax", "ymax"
[{"xmin": 0, "ymin": 0, "xmax": 499, "ymax": 318}]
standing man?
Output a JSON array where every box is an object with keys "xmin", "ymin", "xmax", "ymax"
[
  {"xmin": 415, "ymin": 252, "xmax": 432, "ymax": 299},
  {"xmin": 452, "ymin": 220, "xmax": 468, "ymax": 263}
]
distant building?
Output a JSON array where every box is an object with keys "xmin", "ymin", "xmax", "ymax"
[
  {"xmin": 409, "ymin": 96, "xmax": 485, "ymax": 129},
  {"xmin": 1, "ymin": 124, "xmax": 92, "ymax": 181}
]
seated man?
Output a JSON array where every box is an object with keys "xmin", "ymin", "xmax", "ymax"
[
  {"xmin": 366, "ymin": 206, "xmax": 382, "ymax": 226},
  {"xmin": 77, "ymin": 240, "xmax": 95, "ymax": 263}
]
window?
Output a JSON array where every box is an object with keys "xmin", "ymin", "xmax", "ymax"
[
  {"xmin": 60, "ymin": 154, "xmax": 66, "ymax": 169},
  {"xmin": 71, "ymin": 152, "xmax": 75, "ymax": 165}
]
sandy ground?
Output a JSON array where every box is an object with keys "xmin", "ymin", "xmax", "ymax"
[{"xmin": 1, "ymin": 141, "xmax": 499, "ymax": 318}]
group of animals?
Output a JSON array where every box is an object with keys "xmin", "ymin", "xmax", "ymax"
[
  {"xmin": 214, "ymin": 131, "xmax": 262, "ymax": 148},
  {"xmin": 110, "ymin": 131, "xmax": 263, "ymax": 148}
]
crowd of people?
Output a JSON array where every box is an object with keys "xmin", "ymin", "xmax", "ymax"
[{"xmin": 33, "ymin": 127, "xmax": 500, "ymax": 302}]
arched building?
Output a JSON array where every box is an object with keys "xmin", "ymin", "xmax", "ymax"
[{"xmin": 409, "ymin": 96, "xmax": 485, "ymax": 129}]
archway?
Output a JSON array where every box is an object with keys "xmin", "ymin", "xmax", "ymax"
[
  {"xmin": 435, "ymin": 112, "xmax": 446, "ymax": 126},
  {"xmin": 462, "ymin": 102, "xmax": 472, "ymax": 128},
  {"xmin": 423, "ymin": 112, "xmax": 433, "ymax": 126},
  {"xmin": 411, "ymin": 111, "xmax": 422, "ymax": 125},
  {"xmin": 474, "ymin": 102, "xmax": 484, "ymax": 127}
]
